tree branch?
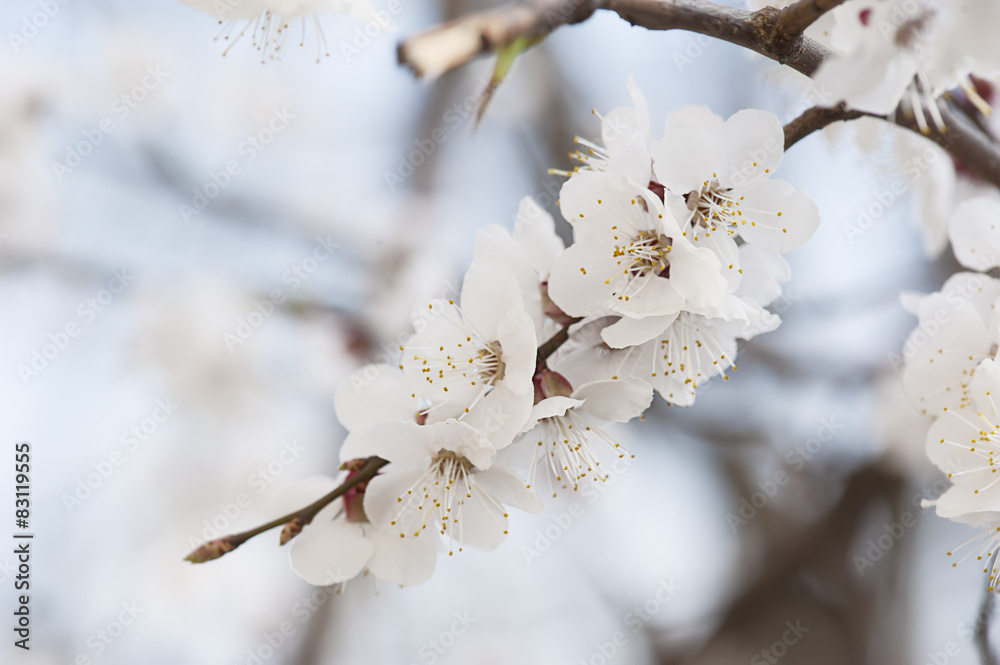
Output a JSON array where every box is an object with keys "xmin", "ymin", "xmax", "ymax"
[
  {"xmin": 607, "ymin": 0, "xmax": 832, "ymax": 74},
  {"xmin": 398, "ymin": 0, "xmax": 598, "ymax": 79},
  {"xmin": 783, "ymin": 103, "xmax": 873, "ymax": 150},
  {"xmin": 184, "ymin": 456, "xmax": 389, "ymax": 563},
  {"xmin": 774, "ymin": 0, "xmax": 848, "ymax": 42},
  {"xmin": 536, "ymin": 316, "xmax": 583, "ymax": 366},
  {"xmin": 397, "ymin": 0, "xmax": 1000, "ymax": 189},
  {"xmin": 899, "ymin": 101, "xmax": 1000, "ymax": 188}
]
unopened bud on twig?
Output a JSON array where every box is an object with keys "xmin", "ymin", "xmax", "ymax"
[
  {"xmin": 280, "ymin": 518, "xmax": 305, "ymax": 546},
  {"xmin": 184, "ymin": 537, "xmax": 238, "ymax": 563}
]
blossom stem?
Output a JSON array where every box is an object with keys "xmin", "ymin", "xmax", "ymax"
[
  {"xmin": 184, "ymin": 456, "xmax": 389, "ymax": 563},
  {"xmin": 783, "ymin": 103, "xmax": 876, "ymax": 150},
  {"xmin": 536, "ymin": 317, "xmax": 583, "ymax": 366}
]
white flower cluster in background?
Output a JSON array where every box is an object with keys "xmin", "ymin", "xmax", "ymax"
[
  {"xmin": 275, "ymin": 82, "xmax": 821, "ymax": 589},
  {"xmin": 752, "ymin": 2, "xmax": 1000, "ymax": 258},
  {"xmin": 181, "ymin": 0, "xmax": 381, "ymax": 60},
  {"xmin": 901, "ymin": 196, "xmax": 1000, "ymax": 587},
  {"xmin": 755, "ymin": 0, "xmax": 1000, "ymax": 128},
  {"xmin": 813, "ymin": 0, "xmax": 999, "ymax": 123}
]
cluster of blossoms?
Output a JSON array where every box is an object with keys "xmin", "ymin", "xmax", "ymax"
[
  {"xmin": 812, "ymin": 0, "xmax": 999, "ymax": 127},
  {"xmin": 757, "ymin": 0, "xmax": 1000, "ymax": 131},
  {"xmin": 901, "ymin": 196, "xmax": 1000, "ymax": 587},
  {"xmin": 174, "ymin": 0, "xmax": 1000, "ymax": 608},
  {"xmin": 754, "ymin": 1, "xmax": 1000, "ymax": 258},
  {"xmin": 273, "ymin": 83, "xmax": 821, "ymax": 588}
]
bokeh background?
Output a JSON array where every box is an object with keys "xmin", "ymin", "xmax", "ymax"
[{"xmin": 1, "ymin": 0, "xmax": 995, "ymax": 663}]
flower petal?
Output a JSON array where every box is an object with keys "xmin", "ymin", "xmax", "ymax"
[
  {"xmin": 601, "ymin": 313, "xmax": 678, "ymax": 349},
  {"xmin": 521, "ymin": 396, "xmax": 584, "ymax": 433},
  {"xmin": 737, "ymin": 178, "xmax": 820, "ymax": 253},
  {"xmin": 288, "ymin": 516, "xmax": 373, "ymax": 586},
  {"xmin": 513, "ymin": 197, "xmax": 564, "ymax": 276},
  {"xmin": 462, "ymin": 384, "xmax": 534, "ymax": 452},
  {"xmin": 365, "ymin": 526, "xmax": 439, "ymax": 586},
  {"xmin": 652, "ymin": 106, "xmax": 725, "ymax": 194},
  {"xmin": 948, "ymin": 197, "xmax": 1000, "ymax": 272},
  {"xmin": 475, "ymin": 465, "xmax": 544, "ymax": 514},
  {"xmin": 339, "ymin": 421, "xmax": 439, "ymax": 465},
  {"xmin": 334, "ymin": 365, "xmax": 418, "ymax": 432},
  {"xmin": 461, "ymin": 253, "xmax": 525, "ymax": 342},
  {"xmin": 363, "ymin": 466, "xmax": 428, "ymax": 530},
  {"xmin": 718, "ymin": 109, "xmax": 785, "ymax": 187},
  {"xmin": 496, "ymin": 309, "xmax": 538, "ymax": 395},
  {"xmin": 573, "ymin": 377, "xmax": 653, "ymax": 422}
]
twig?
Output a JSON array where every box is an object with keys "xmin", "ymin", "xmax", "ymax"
[
  {"xmin": 783, "ymin": 103, "xmax": 874, "ymax": 150},
  {"xmin": 185, "ymin": 456, "xmax": 388, "ymax": 563},
  {"xmin": 397, "ymin": 0, "xmax": 1000, "ymax": 189},
  {"xmin": 536, "ymin": 316, "xmax": 583, "ymax": 365},
  {"xmin": 774, "ymin": 0, "xmax": 849, "ymax": 42},
  {"xmin": 400, "ymin": 0, "xmax": 834, "ymax": 82},
  {"xmin": 398, "ymin": 0, "xmax": 598, "ymax": 79},
  {"xmin": 897, "ymin": 101, "xmax": 1000, "ymax": 188}
]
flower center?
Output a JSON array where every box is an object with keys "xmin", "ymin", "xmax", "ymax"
[
  {"xmin": 411, "ymin": 335, "xmax": 505, "ymax": 403},
  {"xmin": 685, "ymin": 179, "xmax": 742, "ymax": 233},
  {"xmin": 528, "ymin": 412, "xmax": 632, "ymax": 496},
  {"xmin": 613, "ymin": 230, "xmax": 671, "ymax": 278},
  {"xmin": 391, "ymin": 450, "xmax": 492, "ymax": 555}
]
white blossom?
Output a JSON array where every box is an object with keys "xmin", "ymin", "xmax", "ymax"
[
  {"xmin": 547, "ymin": 171, "xmax": 727, "ymax": 345},
  {"xmin": 948, "ymin": 196, "xmax": 1000, "ymax": 271},
  {"xmin": 651, "ymin": 106, "xmax": 821, "ymax": 257},
  {"xmin": 556, "ymin": 77, "xmax": 655, "ymax": 187},
  {"xmin": 400, "ymin": 253, "xmax": 538, "ymax": 449},
  {"xmin": 900, "ymin": 273, "xmax": 1000, "ymax": 416},
  {"xmin": 812, "ymin": 0, "xmax": 999, "ymax": 128},
  {"xmin": 502, "ymin": 371, "xmax": 651, "ymax": 496},
  {"xmin": 473, "ymin": 196, "xmax": 568, "ymax": 340},
  {"xmin": 341, "ymin": 418, "xmax": 543, "ymax": 554}
]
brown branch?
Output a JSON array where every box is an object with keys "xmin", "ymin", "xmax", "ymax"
[
  {"xmin": 607, "ymin": 0, "xmax": 832, "ymax": 74},
  {"xmin": 185, "ymin": 456, "xmax": 388, "ymax": 563},
  {"xmin": 400, "ymin": 0, "xmax": 835, "ymax": 81},
  {"xmin": 397, "ymin": 0, "xmax": 1000, "ymax": 189},
  {"xmin": 783, "ymin": 103, "xmax": 874, "ymax": 150},
  {"xmin": 398, "ymin": 0, "xmax": 598, "ymax": 79},
  {"xmin": 536, "ymin": 316, "xmax": 583, "ymax": 366},
  {"xmin": 774, "ymin": 0, "xmax": 849, "ymax": 42},
  {"xmin": 898, "ymin": 101, "xmax": 1000, "ymax": 188}
]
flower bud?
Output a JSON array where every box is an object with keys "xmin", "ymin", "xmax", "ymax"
[
  {"xmin": 533, "ymin": 368, "xmax": 573, "ymax": 403},
  {"xmin": 280, "ymin": 518, "xmax": 304, "ymax": 546},
  {"xmin": 184, "ymin": 537, "xmax": 238, "ymax": 563}
]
